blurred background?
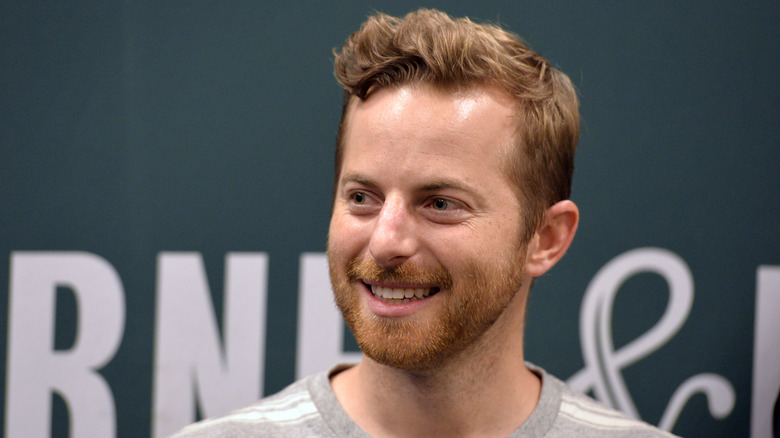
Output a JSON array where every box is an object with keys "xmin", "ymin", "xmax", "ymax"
[{"xmin": 1, "ymin": 1, "xmax": 778, "ymax": 437}]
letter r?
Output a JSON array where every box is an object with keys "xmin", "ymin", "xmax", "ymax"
[{"xmin": 5, "ymin": 252, "xmax": 125, "ymax": 438}]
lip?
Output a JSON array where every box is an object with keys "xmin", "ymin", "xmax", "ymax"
[{"xmin": 360, "ymin": 281, "xmax": 440, "ymax": 317}]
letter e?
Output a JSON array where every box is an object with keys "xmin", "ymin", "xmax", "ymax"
[{"xmin": 296, "ymin": 253, "xmax": 361, "ymax": 379}]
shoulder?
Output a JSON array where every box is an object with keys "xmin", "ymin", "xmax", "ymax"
[
  {"xmin": 547, "ymin": 373, "xmax": 679, "ymax": 437},
  {"xmin": 168, "ymin": 375, "xmax": 323, "ymax": 438},
  {"xmin": 520, "ymin": 363, "xmax": 679, "ymax": 438}
]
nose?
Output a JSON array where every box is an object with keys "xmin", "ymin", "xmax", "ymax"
[{"xmin": 368, "ymin": 196, "xmax": 418, "ymax": 268}]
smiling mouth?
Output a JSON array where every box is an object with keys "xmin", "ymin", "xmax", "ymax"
[{"xmin": 367, "ymin": 283, "xmax": 440, "ymax": 304}]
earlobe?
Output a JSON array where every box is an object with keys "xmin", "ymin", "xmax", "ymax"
[{"xmin": 524, "ymin": 200, "xmax": 579, "ymax": 277}]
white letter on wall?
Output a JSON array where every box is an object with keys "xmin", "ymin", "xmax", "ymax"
[
  {"xmin": 751, "ymin": 265, "xmax": 780, "ymax": 438},
  {"xmin": 152, "ymin": 252, "xmax": 267, "ymax": 438},
  {"xmin": 296, "ymin": 253, "xmax": 361, "ymax": 379},
  {"xmin": 5, "ymin": 252, "xmax": 125, "ymax": 438}
]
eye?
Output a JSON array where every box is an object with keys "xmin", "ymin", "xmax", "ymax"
[
  {"xmin": 421, "ymin": 196, "xmax": 471, "ymax": 224},
  {"xmin": 431, "ymin": 198, "xmax": 450, "ymax": 210},
  {"xmin": 346, "ymin": 190, "xmax": 380, "ymax": 214},
  {"xmin": 352, "ymin": 192, "xmax": 367, "ymax": 204}
]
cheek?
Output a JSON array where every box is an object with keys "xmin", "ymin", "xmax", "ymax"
[
  {"xmin": 486, "ymin": 208, "xmax": 525, "ymax": 242},
  {"xmin": 426, "ymin": 233, "xmax": 485, "ymax": 270},
  {"xmin": 438, "ymin": 221, "xmax": 521, "ymax": 262},
  {"xmin": 328, "ymin": 213, "xmax": 368, "ymax": 259}
]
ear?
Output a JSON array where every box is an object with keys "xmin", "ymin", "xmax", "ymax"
[{"xmin": 524, "ymin": 200, "xmax": 579, "ymax": 277}]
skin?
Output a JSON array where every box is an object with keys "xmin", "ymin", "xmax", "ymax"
[{"xmin": 327, "ymin": 83, "xmax": 579, "ymax": 438}]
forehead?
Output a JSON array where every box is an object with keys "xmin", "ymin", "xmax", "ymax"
[
  {"xmin": 341, "ymin": 84, "xmax": 517, "ymax": 170},
  {"xmin": 346, "ymin": 82, "xmax": 516, "ymax": 127},
  {"xmin": 336, "ymin": 84, "xmax": 521, "ymax": 210}
]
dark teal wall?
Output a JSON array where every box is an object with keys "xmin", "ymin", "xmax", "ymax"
[{"xmin": 2, "ymin": 2, "xmax": 778, "ymax": 437}]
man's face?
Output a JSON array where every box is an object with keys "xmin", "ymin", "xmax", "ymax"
[{"xmin": 327, "ymin": 84, "xmax": 531, "ymax": 371}]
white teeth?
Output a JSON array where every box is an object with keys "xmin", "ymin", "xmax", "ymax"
[{"xmin": 371, "ymin": 285, "xmax": 432, "ymax": 302}]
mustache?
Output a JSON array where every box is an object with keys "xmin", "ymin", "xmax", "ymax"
[{"xmin": 346, "ymin": 257, "xmax": 454, "ymax": 289}]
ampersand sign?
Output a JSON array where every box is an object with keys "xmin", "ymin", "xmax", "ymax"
[{"xmin": 567, "ymin": 247, "xmax": 735, "ymax": 431}]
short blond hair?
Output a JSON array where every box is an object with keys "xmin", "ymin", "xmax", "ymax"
[{"xmin": 333, "ymin": 8, "xmax": 579, "ymax": 239}]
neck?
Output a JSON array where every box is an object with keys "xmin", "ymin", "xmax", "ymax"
[{"xmin": 330, "ymin": 291, "xmax": 541, "ymax": 438}]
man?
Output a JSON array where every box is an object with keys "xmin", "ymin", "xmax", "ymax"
[{"xmin": 172, "ymin": 9, "xmax": 676, "ymax": 437}]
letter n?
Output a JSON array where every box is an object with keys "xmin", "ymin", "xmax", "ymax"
[
  {"xmin": 151, "ymin": 252, "xmax": 267, "ymax": 438},
  {"xmin": 5, "ymin": 252, "xmax": 125, "ymax": 438}
]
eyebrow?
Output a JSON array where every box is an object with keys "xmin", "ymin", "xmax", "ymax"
[
  {"xmin": 417, "ymin": 180, "xmax": 473, "ymax": 193},
  {"xmin": 340, "ymin": 173, "xmax": 379, "ymax": 190}
]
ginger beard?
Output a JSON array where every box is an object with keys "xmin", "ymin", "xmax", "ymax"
[{"xmin": 327, "ymin": 243, "xmax": 527, "ymax": 372}]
